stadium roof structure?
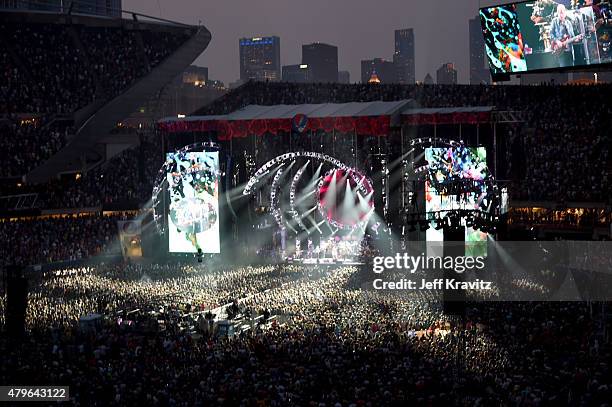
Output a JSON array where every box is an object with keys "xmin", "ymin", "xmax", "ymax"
[{"xmin": 158, "ymin": 101, "xmax": 494, "ymax": 139}]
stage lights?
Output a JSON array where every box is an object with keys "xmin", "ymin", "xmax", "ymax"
[{"xmin": 245, "ymin": 152, "xmax": 375, "ymax": 233}]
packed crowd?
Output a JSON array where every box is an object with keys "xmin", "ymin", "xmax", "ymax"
[
  {"xmin": 10, "ymin": 263, "xmax": 317, "ymax": 329},
  {"xmin": 0, "ymin": 118, "xmax": 72, "ymax": 178},
  {"xmin": 517, "ymin": 85, "xmax": 611, "ymax": 202},
  {"xmin": 0, "ymin": 23, "xmax": 95, "ymax": 114},
  {"xmin": 194, "ymin": 81, "xmax": 610, "ymax": 115},
  {"xmin": 0, "ymin": 263, "xmax": 609, "ymax": 405},
  {"xmin": 39, "ymin": 132, "xmax": 159, "ymax": 209},
  {"xmin": 0, "ymin": 213, "xmax": 126, "ymax": 266},
  {"xmin": 0, "ymin": 20, "xmax": 190, "ymax": 177},
  {"xmin": 0, "ymin": 21, "xmax": 89, "ymax": 177},
  {"xmin": 510, "ymin": 207, "xmax": 611, "ymax": 227},
  {"xmin": 142, "ymin": 30, "xmax": 193, "ymax": 69}
]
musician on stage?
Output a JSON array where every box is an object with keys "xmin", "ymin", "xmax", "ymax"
[{"xmin": 550, "ymin": 4, "xmax": 586, "ymax": 66}]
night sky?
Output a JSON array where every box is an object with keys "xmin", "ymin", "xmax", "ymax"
[{"xmin": 124, "ymin": 0, "xmax": 493, "ymax": 85}]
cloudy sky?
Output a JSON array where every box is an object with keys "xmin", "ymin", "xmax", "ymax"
[{"xmin": 124, "ymin": 0, "xmax": 492, "ymax": 85}]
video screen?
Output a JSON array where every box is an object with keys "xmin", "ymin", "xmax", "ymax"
[
  {"xmin": 166, "ymin": 151, "xmax": 220, "ymax": 253},
  {"xmin": 425, "ymin": 147, "xmax": 488, "ymax": 257},
  {"xmin": 480, "ymin": 4, "xmax": 528, "ymax": 74},
  {"xmin": 481, "ymin": 1, "xmax": 612, "ymax": 74}
]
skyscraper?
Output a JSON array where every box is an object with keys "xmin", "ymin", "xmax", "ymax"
[
  {"xmin": 393, "ymin": 29, "xmax": 415, "ymax": 84},
  {"xmin": 302, "ymin": 43, "xmax": 338, "ymax": 83},
  {"xmin": 282, "ymin": 64, "xmax": 311, "ymax": 83},
  {"xmin": 361, "ymin": 58, "xmax": 396, "ymax": 84},
  {"xmin": 436, "ymin": 63, "xmax": 458, "ymax": 85},
  {"xmin": 239, "ymin": 36, "xmax": 281, "ymax": 82},
  {"xmin": 469, "ymin": 17, "xmax": 491, "ymax": 84}
]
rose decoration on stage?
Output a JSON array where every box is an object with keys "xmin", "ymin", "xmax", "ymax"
[{"xmin": 317, "ymin": 168, "xmax": 374, "ymax": 230}]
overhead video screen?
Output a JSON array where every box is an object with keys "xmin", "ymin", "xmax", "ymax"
[
  {"xmin": 480, "ymin": 4, "xmax": 528, "ymax": 74},
  {"xmin": 425, "ymin": 147, "xmax": 488, "ymax": 256},
  {"xmin": 166, "ymin": 151, "xmax": 220, "ymax": 253},
  {"xmin": 480, "ymin": 1, "xmax": 612, "ymax": 75}
]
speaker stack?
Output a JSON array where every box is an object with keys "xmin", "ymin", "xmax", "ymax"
[{"xmin": 5, "ymin": 265, "xmax": 28, "ymax": 340}]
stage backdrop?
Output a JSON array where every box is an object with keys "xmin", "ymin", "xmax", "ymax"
[
  {"xmin": 425, "ymin": 147, "xmax": 488, "ymax": 257},
  {"xmin": 166, "ymin": 151, "xmax": 220, "ymax": 253}
]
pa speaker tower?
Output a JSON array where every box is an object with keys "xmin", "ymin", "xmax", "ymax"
[
  {"xmin": 5, "ymin": 265, "xmax": 28, "ymax": 340},
  {"xmin": 442, "ymin": 229, "xmax": 466, "ymax": 315}
]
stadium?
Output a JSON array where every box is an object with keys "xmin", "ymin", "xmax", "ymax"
[{"xmin": 1, "ymin": 0, "xmax": 612, "ymax": 405}]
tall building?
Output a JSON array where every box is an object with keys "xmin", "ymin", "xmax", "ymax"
[
  {"xmin": 361, "ymin": 58, "xmax": 396, "ymax": 84},
  {"xmin": 469, "ymin": 17, "xmax": 491, "ymax": 84},
  {"xmin": 423, "ymin": 73, "xmax": 434, "ymax": 85},
  {"xmin": 338, "ymin": 70, "xmax": 350, "ymax": 84},
  {"xmin": 239, "ymin": 36, "xmax": 281, "ymax": 82},
  {"xmin": 282, "ymin": 64, "xmax": 311, "ymax": 83},
  {"xmin": 302, "ymin": 43, "xmax": 338, "ymax": 83},
  {"xmin": 436, "ymin": 63, "xmax": 457, "ymax": 85},
  {"xmin": 393, "ymin": 29, "xmax": 415, "ymax": 84}
]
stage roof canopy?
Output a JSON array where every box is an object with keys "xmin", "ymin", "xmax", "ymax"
[
  {"xmin": 402, "ymin": 106, "xmax": 493, "ymax": 115},
  {"xmin": 158, "ymin": 101, "xmax": 495, "ymax": 139},
  {"xmin": 161, "ymin": 100, "xmax": 412, "ymax": 123},
  {"xmin": 401, "ymin": 106, "xmax": 494, "ymax": 125}
]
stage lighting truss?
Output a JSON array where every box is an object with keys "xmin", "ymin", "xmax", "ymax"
[
  {"xmin": 243, "ymin": 152, "xmax": 348, "ymax": 196},
  {"xmin": 151, "ymin": 142, "xmax": 221, "ymax": 235},
  {"xmin": 270, "ymin": 166, "xmax": 287, "ymax": 231},
  {"xmin": 289, "ymin": 166, "xmax": 309, "ymax": 233},
  {"xmin": 244, "ymin": 152, "xmax": 375, "ymax": 233}
]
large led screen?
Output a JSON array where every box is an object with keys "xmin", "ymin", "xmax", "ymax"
[
  {"xmin": 166, "ymin": 151, "xmax": 220, "ymax": 253},
  {"xmin": 425, "ymin": 147, "xmax": 488, "ymax": 257},
  {"xmin": 480, "ymin": 4, "xmax": 528, "ymax": 74},
  {"xmin": 480, "ymin": 1, "xmax": 612, "ymax": 75}
]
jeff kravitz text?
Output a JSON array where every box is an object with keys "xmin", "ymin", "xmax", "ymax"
[{"xmin": 372, "ymin": 278, "xmax": 493, "ymax": 291}]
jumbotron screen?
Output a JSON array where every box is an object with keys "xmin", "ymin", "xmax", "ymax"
[
  {"xmin": 480, "ymin": 1, "xmax": 612, "ymax": 75},
  {"xmin": 425, "ymin": 147, "xmax": 488, "ymax": 256},
  {"xmin": 166, "ymin": 151, "xmax": 220, "ymax": 253}
]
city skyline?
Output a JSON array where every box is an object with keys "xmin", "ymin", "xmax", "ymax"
[{"xmin": 123, "ymin": 0, "xmax": 488, "ymax": 85}]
